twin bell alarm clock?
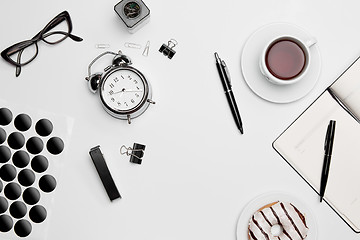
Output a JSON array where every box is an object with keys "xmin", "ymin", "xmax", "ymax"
[{"xmin": 85, "ymin": 50, "xmax": 155, "ymax": 124}]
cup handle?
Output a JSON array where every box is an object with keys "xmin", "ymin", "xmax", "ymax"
[{"xmin": 306, "ymin": 38, "xmax": 317, "ymax": 48}]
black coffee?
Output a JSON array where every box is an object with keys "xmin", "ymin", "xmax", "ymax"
[{"xmin": 265, "ymin": 39, "xmax": 306, "ymax": 80}]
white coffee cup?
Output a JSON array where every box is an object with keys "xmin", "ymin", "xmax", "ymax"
[{"xmin": 259, "ymin": 35, "xmax": 316, "ymax": 85}]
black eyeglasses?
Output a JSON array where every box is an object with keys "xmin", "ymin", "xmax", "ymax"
[{"xmin": 1, "ymin": 10, "xmax": 83, "ymax": 77}]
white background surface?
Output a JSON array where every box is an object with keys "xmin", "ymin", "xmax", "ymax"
[{"xmin": 1, "ymin": 0, "xmax": 360, "ymax": 239}]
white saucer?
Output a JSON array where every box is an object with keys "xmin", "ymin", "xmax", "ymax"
[
  {"xmin": 236, "ymin": 192, "xmax": 317, "ymax": 240},
  {"xmin": 241, "ymin": 23, "xmax": 321, "ymax": 103}
]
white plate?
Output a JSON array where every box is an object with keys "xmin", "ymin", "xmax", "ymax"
[
  {"xmin": 241, "ymin": 23, "xmax": 321, "ymax": 103},
  {"xmin": 236, "ymin": 192, "xmax": 317, "ymax": 240}
]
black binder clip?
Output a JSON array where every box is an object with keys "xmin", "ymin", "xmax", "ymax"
[
  {"xmin": 159, "ymin": 39, "xmax": 178, "ymax": 59},
  {"xmin": 120, "ymin": 143, "xmax": 146, "ymax": 164}
]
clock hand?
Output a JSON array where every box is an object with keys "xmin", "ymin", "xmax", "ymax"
[
  {"xmin": 109, "ymin": 89, "xmax": 126, "ymax": 99},
  {"xmin": 109, "ymin": 88, "xmax": 142, "ymax": 96},
  {"xmin": 123, "ymin": 89, "xmax": 143, "ymax": 92},
  {"xmin": 111, "ymin": 88, "xmax": 126, "ymax": 95}
]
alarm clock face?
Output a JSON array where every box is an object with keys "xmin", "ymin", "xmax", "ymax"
[{"xmin": 100, "ymin": 67, "xmax": 148, "ymax": 115}]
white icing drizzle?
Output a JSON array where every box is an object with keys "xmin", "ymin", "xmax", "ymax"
[{"xmin": 248, "ymin": 201, "xmax": 309, "ymax": 240}]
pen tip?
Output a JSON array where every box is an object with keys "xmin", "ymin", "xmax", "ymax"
[
  {"xmin": 320, "ymin": 196, "xmax": 323, "ymax": 202},
  {"xmin": 214, "ymin": 52, "xmax": 219, "ymax": 59}
]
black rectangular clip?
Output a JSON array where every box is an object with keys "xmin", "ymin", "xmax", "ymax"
[
  {"xmin": 120, "ymin": 143, "xmax": 146, "ymax": 164},
  {"xmin": 89, "ymin": 145, "xmax": 121, "ymax": 201}
]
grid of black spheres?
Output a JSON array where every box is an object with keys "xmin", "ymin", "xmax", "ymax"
[{"xmin": 0, "ymin": 108, "xmax": 64, "ymax": 238}]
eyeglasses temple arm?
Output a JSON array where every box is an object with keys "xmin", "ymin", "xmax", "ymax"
[
  {"xmin": 69, "ymin": 33, "xmax": 83, "ymax": 42},
  {"xmin": 15, "ymin": 49, "xmax": 23, "ymax": 77}
]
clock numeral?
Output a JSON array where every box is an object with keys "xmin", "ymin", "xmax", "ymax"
[
  {"xmin": 124, "ymin": 102, "xmax": 128, "ymax": 107},
  {"xmin": 109, "ymin": 83, "xmax": 115, "ymax": 88},
  {"xmin": 117, "ymin": 101, "xmax": 121, "ymax": 106},
  {"xmin": 135, "ymin": 93, "xmax": 140, "ymax": 98},
  {"xmin": 121, "ymin": 75, "xmax": 124, "ymax": 79},
  {"xmin": 114, "ymin": 77, "xmax": 119, "ymax": 83},
  {"xmin": 131, "ymin": 99, "xmax": 135, "ymax": 104},
  {"xmin": 128, "ymin": 75, "xmax": 132, "ymax": 80},
  {"xmin": 109, "ymin": 90, "xmax": 114, "ymax": 95},
  {"xmin": 111, "ymin": 97, "xmax": 115, "ymax": 102},
  {"xmin": 136, "ymin": 86, "xmax": 140, "ymax": 90}
]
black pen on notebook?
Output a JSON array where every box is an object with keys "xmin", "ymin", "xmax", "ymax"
[
  {"xmin": 319, "ymin": 120, "xmax": 336, "ymax": 202},
  {"xmin": 214, "ymin": 52, "xmax": 244, "ymax": 134}
]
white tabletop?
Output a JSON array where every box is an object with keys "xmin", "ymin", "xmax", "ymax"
[{"xmin": 0, "ymin": 0, "xmax": 359, "ymax": 239}]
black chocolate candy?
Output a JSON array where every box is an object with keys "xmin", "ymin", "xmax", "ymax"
[
  {"xmin": 29, "ymin": 205, "xmax": 47, "ymax": 223},
  {"xmin": 0, "ymin": 164, "xmax": 17, "ymax": 182},
  {"xmin": 4, "ymin": 182, "xmax": 22, "ymax": 200},
  {"xmin": 18, "ymin": 169, "xmax": 35, "ymax": 187},
  {"xmin": 14, "ymin": 113, "xmax": 32, "ymax": 132},
  {"xmin": 0, "ymin": 108, "xmax": 13, "ymax": 126},
  {"xmin": 14, "ymin": 219, "xmax": 32, "ymax": 237},
  {"xmin": 7, "ymin": 132, "xmax": 25, "ymax": 150},
  {"xmin": 13, "ymin": 150, "xmax": 30, "ymax": 168},
  {"xmin": 23, "ymin": 187, "xmax": 40, "ymax": 205},
  {"xmin": 0, "ymin": 196, "xmax": 8, "ymax": 214},
  {"xmin": 10, "ymin": 201, "xmax": 27, "ymax": 219},
  {"xmin": 47, "ymin": 137, "xmax": 64, "ymax": 155},
  {"xmin": 0, "ymin": 146, "xmax": 11, "ymax": 163},
  {"xmin": 26, "ymin": 137, "xmax": 44, "ymax": 154},
  {"xmin": 31, "ymin": 155, "xmax": 48, "ymax": 173},
  {"xmin": 0, "ymin": 214, "xmax": 13, "ymax": 232},
  {"xmin": 39, "ymin": 175, "xmax": 57, "ymax": 193},
  {"xmin": 0, "ymin": 127, "xmax": 6, "ymax": 144},
  {"xmin": 35, "ymin": 119, "xmax": 53, "ymax": 136}
]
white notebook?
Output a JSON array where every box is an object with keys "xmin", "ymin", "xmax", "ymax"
[{"xmin": 273, "ymin": 56, "xmax": 360, "ymax": 233}]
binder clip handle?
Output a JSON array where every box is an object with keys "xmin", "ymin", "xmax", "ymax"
[{"xmin": 167, "ymin": 39, "xmax": 178, "ymax": 49}]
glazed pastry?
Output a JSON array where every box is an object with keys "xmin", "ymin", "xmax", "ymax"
[{"xmin": 248, "ymin": 201, "xmax": 309, "ymax": 240}]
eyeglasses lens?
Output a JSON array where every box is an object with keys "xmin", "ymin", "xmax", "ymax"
[
  {"xmin": 42, "ymin": 16, "xmax": 71, "ymax": 44},
  {"xmin": 7, "ymin": 42, "xmax": 38, "ymax": 66}
]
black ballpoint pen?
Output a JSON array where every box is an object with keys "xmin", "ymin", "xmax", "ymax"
[
  {"xmin": 319, "ymin": 120, "xmax": 336, "ymax": 202},
  {"xmin": 214, "ymin": 52, "xmax": 243, "ymax": 134}
]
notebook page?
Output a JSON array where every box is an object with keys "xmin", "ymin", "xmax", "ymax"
[
  {"xmin": 330, "ymin": 56, "xmax": 360, "ymax": 120},
  {"xmin": 273, "ymin": 91, "xmax": 360, "ymax": 231}
]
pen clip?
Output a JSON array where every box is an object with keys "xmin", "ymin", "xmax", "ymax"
[
  {"xmin": 221, "ymin": 60, "xmax": 232, "ymax": 87},
  {"xmin": 324, "ymin": 120, "xmax": 336, "ymax": 153},
  {"xmin": 324, "ymin": 124, "xmax": 330, "ymax": 151}
]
